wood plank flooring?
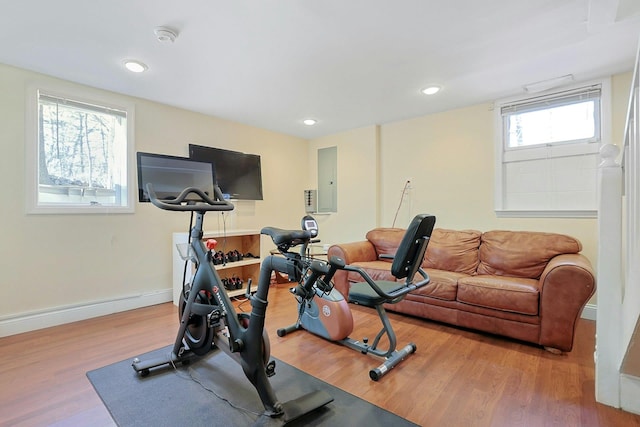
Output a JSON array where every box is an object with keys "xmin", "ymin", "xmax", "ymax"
[{"xmin": 1, "ymin": 283, "xmax": 638, "ymax": 427}]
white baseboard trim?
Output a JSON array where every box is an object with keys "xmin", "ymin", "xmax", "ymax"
[
  {"xmin": 582, "ymin": 303, "xmax": 597, "ymax": 321},
  {"xmin": 0, "ymin": 293, "xmax": 598, "ymax": 338},
  {"xmin": 0, "ymin": 289, "xmax": 172, "ymax": 338}
]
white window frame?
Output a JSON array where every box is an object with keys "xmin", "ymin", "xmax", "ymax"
[
  {"xmin": 26, "ymin": 82, "xmax": 135, "ymax": 214},
  {"xmin": 494, "ymin": 78, "xmax": 611, "ymax": 218}
]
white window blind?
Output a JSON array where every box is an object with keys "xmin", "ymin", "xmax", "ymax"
[{"xmin": 26, "ymin": 85, "xmax": 135, "ymax": 214}]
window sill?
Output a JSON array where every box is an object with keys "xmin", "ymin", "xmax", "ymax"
[
  {"xmin": 27, "ymin": 204, "xmax": 134, "ymax": 215},
  {"xmin": 495, "ymin": 209, "xmax": 597, "ymax": 219}
]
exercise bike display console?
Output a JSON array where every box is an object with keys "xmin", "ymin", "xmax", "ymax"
[
  {"xmin": 301, "ymin": 215, "xmax": 318, "ymax": 238},
  {"xmin": 132, "ymin": 184, "xmax": 332, "ymax": 422}
]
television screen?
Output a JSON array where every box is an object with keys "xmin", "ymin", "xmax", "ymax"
[
  {"xmin": 136, "ymin": 152, "xmax": 215, "ymax": 203},
  {"xmin": 188, "ymin": 144, "xmax": 264, "ymax": 200}
]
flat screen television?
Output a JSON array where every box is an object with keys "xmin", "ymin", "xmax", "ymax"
[
  {"xmin": 188, "ymin": 144, "xmax": 264, "ymax": 200},
  {"xmin": 136, "ymin": 151, "xmax": 215, "ymax": 202}
]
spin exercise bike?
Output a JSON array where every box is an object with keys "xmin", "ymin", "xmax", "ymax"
[
  {"xmin": 132, "ymin": 184, "xmax": 332, "ymax": 421},
  {"xmin": 272, "ymin": 214, "xmax": 436, "ymax": 380}
]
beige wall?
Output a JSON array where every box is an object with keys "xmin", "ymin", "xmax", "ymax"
[
  {"xmin": 1, "ymin": 60, "xmax": 633, "ymax": 325},
  {"xmin": 613, "ymin": 71, "xmax": 634, "ymax": 150},
  {"xmin": 380, "ymin": 100, "xmax": 601, "ymax": 262},
  {"xmin": 0, "ymin": 63, "xmax": 309, "ymax": 319},
  {"xmin": 307, "ymin": 125, "xmax": 379, "ymax": 245},
  {"xmin": 311, "ymin": 72, "xmax": 634, "ymax": 273}
]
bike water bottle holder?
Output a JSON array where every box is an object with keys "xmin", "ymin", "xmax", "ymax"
[{"xmin": 176, "ymin": 243, "xmax": 197, "ymax": 263}]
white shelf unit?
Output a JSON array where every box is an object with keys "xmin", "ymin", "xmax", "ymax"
[{"xmin": 172, "ymin": 229, "xmax": 261, "ymax": 305}]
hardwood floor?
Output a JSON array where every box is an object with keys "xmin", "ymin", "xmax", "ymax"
[{"xmin": 1, "ymin": 283, "xmax": 638, "ymax": 427}]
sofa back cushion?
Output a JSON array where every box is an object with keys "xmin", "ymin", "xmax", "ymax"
[
  {"xmin": 422, "ymin": 228, "xmax": 481, "ymax": 275},
  {"xmin": 477, "ymin": 230, "xmax": 582, "ymax": 279},
  {"xmin": 365, "ymin": 228, "xmax": 406, "ymax": 262}
]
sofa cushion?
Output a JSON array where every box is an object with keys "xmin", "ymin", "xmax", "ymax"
[
  {"xmin": 422, "ymin": 229, "xmax": 481, "ymax": 275},
  {"xmin": 457, "ymin": 275, "xmax": 540, "ymax": 315},
  {"xmin": 365, "ymin": 228, "xmax": 405, "ymax": 262},
  {"xmin": 477, "ymin": 230, "xmax": 582, "ymax": 279}
]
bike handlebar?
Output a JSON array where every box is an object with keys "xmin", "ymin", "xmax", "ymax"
[{"xmin": 146, "ymin": 183, "xmax": 235, "ymax": 212}]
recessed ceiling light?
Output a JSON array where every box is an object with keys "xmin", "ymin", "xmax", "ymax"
[
  {"xmin": 303, "ymin": 119, "xmax": 317, "ymax": 126},
  {"xmin": 124, "ymin": 60, "xmax": 148, "ymax": 73},
  {"xmin": 421, "ymin": 85, "xmax": 441, "ymax": 95}
]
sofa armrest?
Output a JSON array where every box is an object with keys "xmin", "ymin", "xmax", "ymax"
[
  {"xmin": 327, "ymin": 241, "xmax": 377, "ymax": 264},
  {"xmin": 327, "ymin": 241, "xmax": 376, "ymax": 296},
  {"xmin": 538, "ymin": 253, "xmax": 596, "ymax": 352}
]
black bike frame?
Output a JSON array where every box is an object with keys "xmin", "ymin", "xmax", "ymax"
[
  {"xmin": 176, "ymin": 211, "xmax": 294, "ymax": 415},
  {"xmin": 133, "ymin": 185, "xmax": 333, "ymax": 419}
]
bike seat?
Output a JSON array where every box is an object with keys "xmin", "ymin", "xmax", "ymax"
[
  {"xmin": 345, "ymin": 214, "xmax": 436, "ymax": 307},
  {"xmin": 349, "ymin": 280, "xmax": 414, "ymax": 306},
  {"xmin": 261, "ymin": 227, "xmax": 311, "ymax": 247}
]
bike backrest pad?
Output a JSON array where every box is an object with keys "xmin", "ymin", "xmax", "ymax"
[{"xmin": 390, "ymin": 214, "xmax": 436, "ymax": 281}]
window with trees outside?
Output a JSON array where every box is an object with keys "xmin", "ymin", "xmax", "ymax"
[
  {"xmin": 494, "ymin": 80, "xmax": 609, "ymax": 218},
  {"xmin": 27, "ymin": 87, "xmax": 134, "ymax": 214}
]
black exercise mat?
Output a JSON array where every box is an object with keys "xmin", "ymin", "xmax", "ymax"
[{"xmin": 87, "ymin": 346, "xmax": 418, "ymax": 427}]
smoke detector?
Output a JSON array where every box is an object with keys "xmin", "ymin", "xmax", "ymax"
[{"xmin": 154, "ymin": 27, "xmax": 178, "ymax": 43}]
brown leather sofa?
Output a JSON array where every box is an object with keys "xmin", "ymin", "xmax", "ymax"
[{"xmin": 327, "ymin": 228, "xmax": 596, "ymax": 353}]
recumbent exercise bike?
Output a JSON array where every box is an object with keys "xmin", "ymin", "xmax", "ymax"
[
  {"xmin": 132, "ymin": 184, "xmax": 332, "ymax": 422},
  {"xmin": 267, "ymin": 213, "xmax": 436, "ymax": 380}
]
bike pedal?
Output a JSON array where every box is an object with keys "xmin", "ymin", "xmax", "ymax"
[
  {"xmin": 207, "ymin": 309, "xmax": 221, "ymax": 327},
  {"xmin": 265, "ymin": 360, "xmax": 276, "ymax": 377}
]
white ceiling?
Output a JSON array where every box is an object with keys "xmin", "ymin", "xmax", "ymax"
[{"xmin": 1, "ymin": 0, "xmax": 639, "ymax": 139}]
